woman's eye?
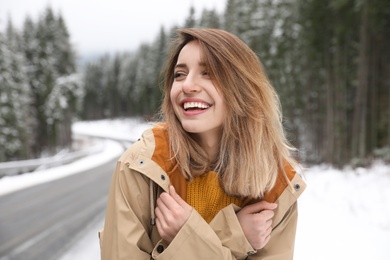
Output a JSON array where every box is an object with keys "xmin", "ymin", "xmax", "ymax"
[
  {"xmin": 174, "ymin": 72, "xmax": 185, "ymax": 79},
  {"xmin": 202, "ymin": 70, "xmax": 210, "ymax": 77}
]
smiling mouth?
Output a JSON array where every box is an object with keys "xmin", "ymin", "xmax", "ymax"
[{"xmin": 183, "ymin": 102, "xmax": 210, "ymax": 111}]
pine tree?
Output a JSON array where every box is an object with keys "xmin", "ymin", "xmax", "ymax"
[
  {"xmin": 54, "ymin": 13, "xmax": 76, "ymax": 76},
  {"xmin": 184, "ymin": 6, "xmax": 197, "ymax": 28},
  {"xmin": 117, "ymin": 53, "xmax": 139, "ymax": 116},
  {"xmin": 20, "ymin": 7, "xmax": 78, "ymax": 155},
  {"xmin": 0, "ymin": 30, "xmax": 32, "ymax": 161},
  {"xmin": 82, "ymin": 56, "xmax": 110, "ymax": 119},
  {"xmin": 199, "ymin": 9, "xmax": 221, "ymax": 28},
  {"xmin": 224, "ymin": 0, "xmax": 240, "ymax": 35}
]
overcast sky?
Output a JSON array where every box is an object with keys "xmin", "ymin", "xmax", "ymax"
[{"xmin": 0, "ymin": 0, "xmax": 226, "ymax": 57}]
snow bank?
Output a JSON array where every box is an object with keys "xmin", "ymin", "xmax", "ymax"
[
  {"xmin": 0, "ymin": 139, "xmax": 123, "ymax": 196},
  {"xmin": 295, "ymin": 162, "xmax": 390, "ymax": 260}
]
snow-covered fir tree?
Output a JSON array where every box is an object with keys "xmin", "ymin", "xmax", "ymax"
[
  {"xmin": 0, "ymin": 30, "xmax": 32, "ymax": 161},
  {"xmin": 0, "ymin": 7, "xmax": 79, "ymax": 161},
  {"xmin": 22, "ymin": 7, "xmax": 78, "ymax": 155}
]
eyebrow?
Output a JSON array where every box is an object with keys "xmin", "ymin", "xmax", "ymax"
[
  {"xmin": 174, "ymin": 62, "xmax": 207, "ymax": 70},
  {"xmin": 174, "ymin": 63, "xmax": 187, "ymax": 70}
]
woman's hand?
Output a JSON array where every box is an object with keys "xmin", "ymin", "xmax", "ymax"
[
  {"xmin": 237, "ymin": 201, "xmax": 277, "ymax": 250},
  {"xmin": 155, "ymin": 185, "xmax": 193, "ymax": 243}
]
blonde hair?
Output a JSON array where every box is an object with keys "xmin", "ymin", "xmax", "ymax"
[{"xmin": 160, "ymin": 28, "xmax": 296, "ymax": 198}]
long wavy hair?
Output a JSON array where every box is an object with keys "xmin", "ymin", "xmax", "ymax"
[{"xmin": 160, "ymin": 28, "xmax": 296, "ymax": 198}]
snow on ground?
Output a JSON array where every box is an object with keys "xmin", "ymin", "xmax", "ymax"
[
  {"xmin": 59, "ymin": 217, "xmax": 104, "ymax": 260},
  {"xmin": 295, "ymin": 163, "xmax": 390, "ymax": 260},
  {"xmin": 72, "ymin": 117, "xmax": 153, "ymax": 142},
  {"xmin": 1, "ymin": 118, "xmax": 389, "ymax": 259}
]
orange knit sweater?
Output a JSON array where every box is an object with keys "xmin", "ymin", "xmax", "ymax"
[{"xmin": 186, "ymin": 171, "xmax": 246, "ymax": 223}]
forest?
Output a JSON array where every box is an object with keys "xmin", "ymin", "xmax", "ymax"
[{"xmin": 1, "ymin": 0, "xmax": 389, "ymax": 167}]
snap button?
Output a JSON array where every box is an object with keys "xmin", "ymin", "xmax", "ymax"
[
  {"xmin": 139, "ymin": 160, "xmax": 144, "ymax": 165},
  {"xmin": 294, "ymin": 183, "xmax": 300, "ymax": 191},
  {"xmin": 247, "ymin": 251, "xmax": 256, "ymax": 256},
  {"xmin": 161, "ymin": 175, "xmax": 166, "ymax": 180},
  {"xmin": 157, "ymin": 244, "xmax": 164, "ymax": 253}
]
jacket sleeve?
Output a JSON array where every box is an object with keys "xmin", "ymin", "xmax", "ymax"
[
  {"xmin": 100, "ymin": 161, "xmax": 155, "ymax": 260},
  {"xmin": 251, "ymin": 202, "xmax": 299, "ymax": 260},
  {"xmin": 250, "ymin": 172, "xmax": 305, "ymax": 259}
]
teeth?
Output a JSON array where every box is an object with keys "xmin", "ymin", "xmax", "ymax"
[{"xmin": 183, "ymin": 102, "xmax": 209, "ymax": 110}]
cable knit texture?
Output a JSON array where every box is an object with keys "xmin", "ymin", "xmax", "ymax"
[{"xmin": 186, "ymin": 171, "xmax": 246, "ymax": 223}]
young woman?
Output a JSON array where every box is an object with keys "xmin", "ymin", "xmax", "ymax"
[{"xmin": 100, "ymin": 28, "xmax": 306, "ymax": 259}]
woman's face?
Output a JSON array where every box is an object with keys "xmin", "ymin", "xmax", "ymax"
[{"xmin": 170, "ymin": 40, "xmax": 226, "ymax": 142}]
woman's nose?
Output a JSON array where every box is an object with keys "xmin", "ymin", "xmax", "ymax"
[{"xmin": 182, "ymin": 74, "xmax": 201, "ymax": 94}]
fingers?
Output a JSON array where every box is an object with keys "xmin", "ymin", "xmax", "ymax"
[
  {"xmin": 158, "ymin": 186, "xmax": 185, "ymax": 210},
  {"xmin": 253, "ymin": 212, "xmax": 274, "ymax": 232},
  {"xmin": 155, "ymin": 186, "xmax": 193, "ymax": 243},
  {"xmin": 258, "ymin": 233, "xmax": 272, "ymax": 250},
  {"xmin": 237, "ymin": 200, "xmax": 276, "ymax": 250},
  {"xmin": 157, "ymin": 192, "xmax": 174, "ymax": 211},
  {"xmin": 156, "ymin": 186, "xmax": 192, "ymax": 220},
  {"xmin": 250, "ymin": 218, "xmax": 273, "ymax": 250},
  {"xmin": 168, "ymin": 185, "xmax": 186, "ymax": 206},
  {"xmin": 259, "ymin": 224, "xmax": 272, "ymax": 249},
  {"xmin": 257, "ymin": 209, "xmax": 275, "ymax": 221},
  {"xmin": 155, "ymin": 210, "xmax": 174, "ymax": 242},
  {"xmin": 155, "ymin": 206, "xmax": 166, "ymax": 228},
  {"xmin": 156, "ymin": 193, "xmax": 179, "ymax": 228},
  {"xmin": 241, "ymin": 200, "xmax": 277, "ymax": 214},
  {"xmin": 155, "ymin": 193, "xmax": 177, "ymax": 243}
]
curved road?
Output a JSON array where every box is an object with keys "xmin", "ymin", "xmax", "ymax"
[{"xmin": 0, "ymin": 155, "xmax": 117, "ymax": 260}]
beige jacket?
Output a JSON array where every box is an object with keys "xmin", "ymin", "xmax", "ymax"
[{"xmin": 100, "ymin": 125, "xmax": 306, "ymax": 259}]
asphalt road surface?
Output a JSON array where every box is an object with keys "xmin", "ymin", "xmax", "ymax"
[{"xmin": 0, "ymin": 156, "xmax": 117, "ymax": 260}]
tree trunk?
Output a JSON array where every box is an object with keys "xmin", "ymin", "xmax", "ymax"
[
  {"xmin": 352, "ymin": 0, "xmax": 369, "ymax": 160},
  {"xmin": 325, "ymin": 41, "xmax": 334, "ymax": 164},
  {"xmin": 368, "ymin": 35, "xmax": 378, "ymax": 155}
]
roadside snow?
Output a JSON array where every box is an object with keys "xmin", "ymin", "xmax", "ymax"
[
  {"xmin": 72, "ymin": 117, "xmax": 153, "ymax": 141},
  {"xmin": 59, "ymin": 218, "xmax": 104, "ymax": 260},
  {"xmin": 0, "ymin": 139, "xmax": 122, "ymax": 196},
  {"xmin": 295, "ymin": 162, "xmax": 390, "ymax": 259}
]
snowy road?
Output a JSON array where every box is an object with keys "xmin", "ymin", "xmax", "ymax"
[{"xmin": 0, "ymin": 155, "xmax": 116, "ymax": 259}]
